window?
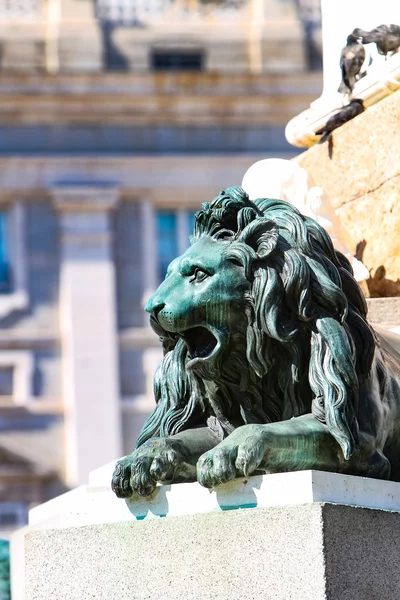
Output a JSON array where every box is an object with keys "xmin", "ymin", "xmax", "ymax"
[
  {"xmin": 0, "ymin": 503, "xmax": 27, "ymax": 528},
  {"xmin": 0, "ymin": 367, "xmax": 13, "ymax": 397},
  {"xmin": 151, "ymin": 50, "xmax": 204, "ymax": 72},
  {"xmin": 0, "ymin": 212, "xmax": 10, "ymax": 293},
  {"xmin": 0, "ymin": 351, "xmax": 33, "ymax": 406},
  {"xmin": 187, "ymin": 212, "xmax": 196, "ymax": 238},
  {"xmin": 0, "ymin": 202, "xmax": 28, "ymax": 318},
  {"xmin": 156, "ymin": 212, "xmax": 178, "ymax": 282},
  {"xmin": 156, "ymin": 210, "xmax": 196, "ymax": 281}
]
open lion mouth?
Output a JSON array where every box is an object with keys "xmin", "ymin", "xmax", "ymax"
[
  {"xmin": 149, "ymin": 316, "xmax": 219, "ymax": 364},
  {"xmin": 180, "ymin": 327, "xmax": 218, "ymax": 360}
]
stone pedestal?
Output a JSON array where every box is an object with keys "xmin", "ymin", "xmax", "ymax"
[
  {"xmin": 24, "ymin": 502, "xmax": 400, "ymax": 600},
  {"xmin": 18, "ymin": 466, "xmax": 400, "ymax": 599}
]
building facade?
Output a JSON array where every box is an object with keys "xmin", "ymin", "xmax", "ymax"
[{"xmin": 0, "ymin": 0, "xmax": 321, "ymax": 536}]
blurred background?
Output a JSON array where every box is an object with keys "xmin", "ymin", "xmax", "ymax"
[{"xmin": 0, "ymin": 0, "xmax": 323, "ymax": 542}]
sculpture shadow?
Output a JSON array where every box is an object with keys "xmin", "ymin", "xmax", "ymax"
[
  {"xmin": 98, "ymin": 19, "xmax": 147, "ymax": 71},
  {"xmin": 100, "ymin": 23, "xmax": 130, "ymax": 71},
  {"xmin": 355, "ymin": 239, "xmax": 367, "ymax": 262},
  {"xmin": 367, "ymin": 265, "xmax": 400, "ymax": 298},
  {"xmin": 355, "ymin": 241, "xmax": 400, "ymax": 298}
]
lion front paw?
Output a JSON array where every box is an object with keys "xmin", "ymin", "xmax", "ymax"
[
  {"xmin": 111, "ymin": 455, "xmax": 136, "ymax": 498},
  {"xmin": 197, "ymin": 425, "xmax": 268, "ymax": 489},
  {"xmin": 111, "ymin": 438, "xmax": 190, "ymax": 498}
]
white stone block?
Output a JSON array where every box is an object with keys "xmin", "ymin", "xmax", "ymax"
[{"xmin": 28, "ymin": 463, "xmax": 400, "ymax": 531}]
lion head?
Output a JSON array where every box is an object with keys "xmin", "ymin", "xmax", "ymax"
[{"xmin": 139, "ymin": 186, "xmax": 376, "ymax": 461}]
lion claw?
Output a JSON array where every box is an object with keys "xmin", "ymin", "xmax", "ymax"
[
  {"xmin": 111, "ymin": 438, "xmax": 190, "ymax": 498},
  {"xmin": 197, "ymin": 425, "xmax": 267, "ymax": 488}
]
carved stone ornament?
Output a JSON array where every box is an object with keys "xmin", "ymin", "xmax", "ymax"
[{"xmin": 112, "ymin": 187, "xmax": 400, "ymax": 498}]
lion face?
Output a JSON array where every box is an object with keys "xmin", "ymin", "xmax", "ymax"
[{"xmin": 145, "ymin": 236, "xmax": 251, "ymax": 371}]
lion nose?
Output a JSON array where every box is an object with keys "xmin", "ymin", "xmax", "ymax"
[{"xmin": 145, "ymin": 297, "xmax": 165, "ymax": 319}]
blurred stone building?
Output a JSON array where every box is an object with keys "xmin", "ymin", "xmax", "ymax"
[{"xmin": 0, "ymin": 0, "xmax": 321, "ymax": 535}]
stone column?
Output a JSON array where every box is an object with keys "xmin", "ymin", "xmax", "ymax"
[{"xmin": 53, "ymin": 186, "xmax": 122, "ymax": 486}]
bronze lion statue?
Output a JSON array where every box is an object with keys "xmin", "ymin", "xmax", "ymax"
[{"xmin": 112, "ymin": 186, "xmax": 400, "ymax": 498}]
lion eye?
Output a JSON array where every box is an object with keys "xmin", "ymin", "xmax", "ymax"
[{"xmin": 189, "ymin": 268, "xmax": 209, "ymax": 283}]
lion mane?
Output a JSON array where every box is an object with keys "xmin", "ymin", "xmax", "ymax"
[{"xmin": 136, "ymin": 186, "xmax": 379, "ymax": 461}]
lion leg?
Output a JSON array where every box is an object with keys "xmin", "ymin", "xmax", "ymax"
[
  {"xmin": 112, "ymin": 426, "xmax": 220, "ymax": 498},
  {"xmin": 197, "ymin": 415, "xmax": 391, "ymax": 488}
]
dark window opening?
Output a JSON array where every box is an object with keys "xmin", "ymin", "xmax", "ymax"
[
  {"xmin": 151, "ymin": 50, "xmax": 204, "ymax": 71},
  {"xmin": 0, "ymin": 503, "xmax": 28, "ymax": 527},
  {"xmin": 0, "ymin": 367, "xmax": 13, "ymax": 397},
  {"xmin": 0, "ymin": 212, "xmax": 11, "ymax": 293},
  {"xmin": 0, "ymin": 512, "xmax": 18, "ymax": 527},
  {"xmin": 100, "ymin": 23, "xmax": 129, "ymax": 72},
  {"xmin": 156, "ymin": 211, "xmax": 178, "ymax": 282},
  {"xmin": 187, "ymin": 211, "xmax": 196, "ymax": 238}
]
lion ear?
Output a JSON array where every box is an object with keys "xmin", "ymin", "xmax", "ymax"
[{"xmin": 239, "ymin": 219, "xmax": 279, "ymax": 258}]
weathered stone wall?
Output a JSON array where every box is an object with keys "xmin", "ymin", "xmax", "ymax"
[{"xmin": 296, "ymin": 90, "xmax": 400, "ymax": 294}]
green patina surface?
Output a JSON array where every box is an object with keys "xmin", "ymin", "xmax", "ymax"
[{"xmin": 112, "ymin": 186, "xmax": 400, "ymax": 500}]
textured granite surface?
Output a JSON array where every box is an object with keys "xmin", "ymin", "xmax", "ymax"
[
  {"xmin": 296, "ymin": 90, "xmax": 400, "ymax": 282},
  {"xmin": 26, "ymin": 504, "xmax": 326, "ymax": 600},
  {"xmin": 367, "ymin": 298, "xmax": 400, "ymax": 326},
  {"xmin": 24, "ymin": 502, "xmax": 400, "ymax": 599},
  {"xmin": 323, "ymin": 504, "xmax": 400, "ymax": 600}
]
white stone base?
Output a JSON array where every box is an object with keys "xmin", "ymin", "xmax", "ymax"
[
  {"xmin": 27, "ymin": 462, "xmax": 400, "ymax": 531},
  {"xmin": 15, "ymin": 465, "xmax": 400, "ymax": 600}
]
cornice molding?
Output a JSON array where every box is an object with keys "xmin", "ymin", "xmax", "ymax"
[{"xmin": 51, "ymin": 185, "xmax": 119, "ymax": 213}]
